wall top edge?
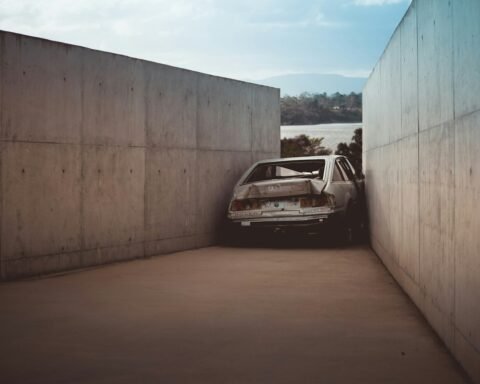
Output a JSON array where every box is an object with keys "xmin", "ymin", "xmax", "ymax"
[
  {"xmin": 363, "ymin": 0, "xmax": 416, "ymax": 90},
  {"xmin": 0, "ymin": 29, "xmax": 280, "ymax": 94}
]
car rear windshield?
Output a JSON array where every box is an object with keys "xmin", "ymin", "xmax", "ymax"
[{"xmin": 244, "ymin": 160, "xmax": 326, "ymax": 184}]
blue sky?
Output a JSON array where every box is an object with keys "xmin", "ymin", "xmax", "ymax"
[{"xmin": 0, "ymin": 0, "xmax": 411, "ymax": 80}]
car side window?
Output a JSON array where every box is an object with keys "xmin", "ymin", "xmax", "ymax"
[
  {"xmin": 344, "ymin": 159, "xmax": 358, "ymax": 179},
  {"xmin": 332, "ymin": 160, "xmax": 345, "ymax": 181},
  {"xmin": 339, "ymin": 158, "xmax": 355, "ymax": 181}
]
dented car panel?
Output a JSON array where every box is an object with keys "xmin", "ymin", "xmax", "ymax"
[
  {"xmin": 227, "ymin": 155, "xmax": 363, "ymax": 233},
  {"xmin": 233, "ymin": 178, "xmax": 327, "ymax": 200}
]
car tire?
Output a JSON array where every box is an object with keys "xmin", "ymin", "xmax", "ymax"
[{"xmin": 338, "ymin": 205, "xmax": 357, "ymax": 246}]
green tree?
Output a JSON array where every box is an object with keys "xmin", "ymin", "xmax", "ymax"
[
  {"xmin": 335, "ymin": 128, "xmax": 363, "ymax": 177},
  {"xmin": 281, "ymin": 134, "xmax": 332, "ymax": 158},
  {"xmin": 281, "ymin": 92, "xmax": 362, "ymax": 125}
]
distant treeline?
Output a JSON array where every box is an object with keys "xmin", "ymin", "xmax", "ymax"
[
  {"xmin": 281, "ymin": 92, "xmax": 362, "ymax": 125},
  {"xmin": 281, "ymin": 128, "xmax": 363, "ymax": 177}
]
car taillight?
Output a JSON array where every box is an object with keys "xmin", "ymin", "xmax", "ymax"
[
  {"xmin": 230, "ymin": 200, "xmax": 244, "ymax": 211},
  {"xmin": 300, "ymin": 193, "xmax": 335, "ymax": 208},
  {"xmin": 230, "ymin": 199, "xmax": 260, "ymax": 211},
  {"xmin": 300, "ymin": 197, "xmax": 318, "ymax": 208}
]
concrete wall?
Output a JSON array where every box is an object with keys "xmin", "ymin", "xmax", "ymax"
[
  {"xmin": 364, "ymin": 1, "xmax": 480, "ymax": 382},
  {"xmin": 0, "ymin": 31, "xmax": 280, "ymax": 280}
]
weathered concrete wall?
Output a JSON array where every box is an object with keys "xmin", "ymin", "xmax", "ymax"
[
  {"xmin": 364, "ymin": 1, "xmax": 480, "ymax": 382},
  {"xmin": 0, "ymin": 31, "xmax": 280, "ymax": 280}
]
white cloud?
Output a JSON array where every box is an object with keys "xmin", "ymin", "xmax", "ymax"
[
  {"xmin": 326, "ymin": 69, "xmax": 372, "ymax": 78},
  {"xmin": 247, "ymin": 12, "xmax": 344, "ymax": 30},
  {"xmin": 353, "ymin": 0, "xmax": 408, "ymax": 6},
  {"xmin": 0, "ymin": 0, "xmax": 408, "ymax": 80}
]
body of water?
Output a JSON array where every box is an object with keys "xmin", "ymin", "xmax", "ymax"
[{"xmin": 281, "ymin": 123, "xmax": 362, "ymax": 152}]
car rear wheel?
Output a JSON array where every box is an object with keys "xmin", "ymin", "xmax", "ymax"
[{"xmin": 336, "ymin": 205, "xmax": 358, "ymax": 246}]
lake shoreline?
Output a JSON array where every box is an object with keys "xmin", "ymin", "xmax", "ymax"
[{"xmin": 281, "ymin": 123, "xmax": 362, "ymax": 151}]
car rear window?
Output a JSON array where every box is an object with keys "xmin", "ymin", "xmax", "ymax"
[{"xmin": 244, "ymin": 160, "xmax": 326, "ymax": 184}]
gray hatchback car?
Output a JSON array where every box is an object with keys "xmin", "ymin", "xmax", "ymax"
[{"xmin": 226, "ymin": 155, "xmax": 365, "ymax": 241}]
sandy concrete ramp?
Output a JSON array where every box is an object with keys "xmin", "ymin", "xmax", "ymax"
[{"xmin": 0, "ymin": 246, "xmax": 469, "ymax": 383}]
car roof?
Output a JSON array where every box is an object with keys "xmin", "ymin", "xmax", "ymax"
[{"xmin": 252, "ymin": 155, "xmax": 344, "ymax": 165}]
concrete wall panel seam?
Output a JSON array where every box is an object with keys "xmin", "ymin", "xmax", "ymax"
[
  {"xmin": 0, "ymin": 32, "xmax": 4, "ymax": 279},
  {"xmin": 142, "ymin": 66, "xmax": 148, "ymax": 261},
  {"xmin": 0, "ymin": 139, "xmax": 149, "ymax": 149},
  {"xmin": 79, "ymin": 51, "xmax": 86, "ymax": 261},
  {"xmin": 415, "ymin": 0, "xmax": 421, "ymax": 288},
  {"xmin": 2, "ymin": 232, "xmax": 218, "ymax": 264},
  {"xmin": 451, "ymin": 0, "xmax": 457, "ymax": 352},
  {"xmin": 364, "ymin": 130, "xmax": 420, "ymax": 153}
]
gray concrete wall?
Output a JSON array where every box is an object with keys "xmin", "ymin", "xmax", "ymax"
[
  {"xmin": 363, "ymin": 1, "xmax": 480, "ymax": 382},
  {"xmin": 0, "ymin": 31, "xmax": 280, "ymax": 280}
]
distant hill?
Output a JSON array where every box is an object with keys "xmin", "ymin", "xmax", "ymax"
[{"xmin": 256, "ymin": 73, "xmax": 367, "ymax": 96}]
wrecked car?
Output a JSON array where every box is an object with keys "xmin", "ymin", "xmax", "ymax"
[{"xmin": 226, "ymin": 155, "xmax": 365, "ymax": 242}]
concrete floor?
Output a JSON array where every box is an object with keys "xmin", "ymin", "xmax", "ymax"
[{"xmin": 0, "ymin": 245, "xmax": 470, "ymax": 384}]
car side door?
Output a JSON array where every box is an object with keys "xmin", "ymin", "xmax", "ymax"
[
  {"xmin": 328, "ymin": 158, "xmax": 349, "ymax": 210},
  {"xmin": 330, "ymin": 157, "xmax": 358, "ymax": 210}
]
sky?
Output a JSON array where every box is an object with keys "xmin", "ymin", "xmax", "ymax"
[{"xmin": 0, "ymin": 0, "xmax": 411, "ymax": 81}]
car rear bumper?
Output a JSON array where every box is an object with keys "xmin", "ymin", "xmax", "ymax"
[{"xmin": 228, "ymin": 211, "xmax": 342, "ymax": 231}]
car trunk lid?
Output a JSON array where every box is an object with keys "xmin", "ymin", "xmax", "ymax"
[{"xmin": 233, "ymin": 178, "xmax": 327, "ymax": 200}]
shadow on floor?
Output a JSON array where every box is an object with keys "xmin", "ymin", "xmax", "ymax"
[{"xmin": 219, "ymin": 228, "xmax": 369, "ymax": 249}]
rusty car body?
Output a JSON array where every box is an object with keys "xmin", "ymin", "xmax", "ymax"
[{"xmin": 226, "ymin": 155, "xmax": 365, "ymax": 240}]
